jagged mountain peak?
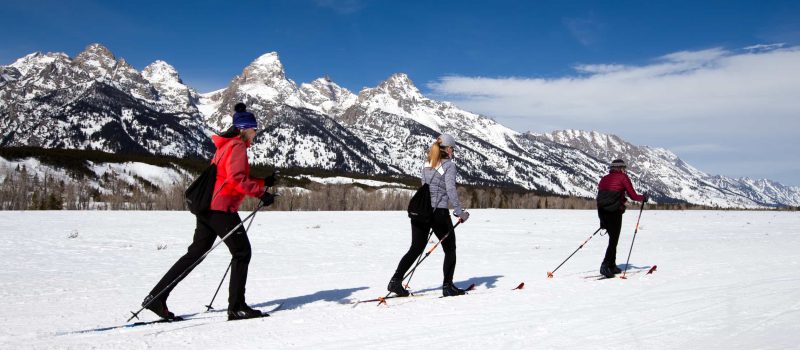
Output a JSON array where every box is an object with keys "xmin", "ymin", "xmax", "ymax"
[
  {"xmin": 204, "ymin": 52, "xmax": 300, "ymax": 129},
  {"xmin": 385, "ymin": 72, "xmax": 412, "ymax": 83},
  {"xmin": 252, "ymin": 52, "xmax": 281, "ymax": 66},
  {"xmin": 374, "ymin": 73, "xmax": 423, "ymax": 101},
  {"xmin": 541, "ymin": 129, "xmax": 678, "ymax": 161},
  {"xmin": 9, "ymin": 52, "xmax": 70, "ymax": 76},
  {"xmin": 142, "ymin": 60, "xmax": 182, "ymax": 84},
  {"xmin": 82, "ymin": 43, "xmax": 114, "ymax": 55},
  {"xmin": 73, "ymin": 43, "xmax": 118, "ymax": 79},
  {"xmin": 310, "ymin": 75, "xmax": 337, "ymax": 87},
  {"xmin": 303, "ymin": 75, "xmax": 352, "ymax": 99},
  {"xmin": 116, "ymin": 58, "xmax": 136, "ymax": 70},
  {"xmin": 75, "ymin": 43, "xmax": 116, "ymax": 62},
  {"xmin": 316, "ymin": 75, "xmax": 333, "ymax": 83},
  {"xmin": 242, "ymin": 52, "xmax": 287, "ymax": 83},
  {"xmin": 297, "ymin": 75, "xmax": 357, "ymax": 115},
  {"xmin": 141, "ymin": 60, "xmax": 199, "ymax": 113}
]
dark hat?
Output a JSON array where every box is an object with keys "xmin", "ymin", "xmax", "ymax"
[
  {"xmin": 234, "ymin": 102, "xmax": 247, "ymax": 113},
  {"xmin": 232, "ymin": 111, "xmax": 257, "ymax": 130},
  {"xmin": 610, "ymin": 159, "xmax": 627, "ymax": 168}
]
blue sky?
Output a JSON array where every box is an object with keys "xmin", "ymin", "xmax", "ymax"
[{"xmin": 3, "ymin": 0, "xmax": 800, "ymax": 185}]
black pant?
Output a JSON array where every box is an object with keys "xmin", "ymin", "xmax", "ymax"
[
  {"xmin": 393, "ymin": 208, "xmax": 457, "ymax": 284},
  {"xmin": 149, "ymin": 211, "xmax": 252, "ymax": 308},
  {"xmin": 598, "ymin": 209, "xmax": 623, "ymax": 267}
]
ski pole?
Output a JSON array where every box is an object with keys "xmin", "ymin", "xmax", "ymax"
[
  {"xmin": 378, "ymin": 221, "xmax": 462, "ymax": 306},
  {"xmin": 547, "ymin": 227, "xmax": 604, "ymax": 278},
  {"xmin": 403, "ymin": 229, "xmax": 434, "ymax": 289},
  {"xmin": 620, "ymin": 198, "xmax": 646, "ymax": 279},
  {"xmin": 204, "ymin": 203, "xmax": 259, "ymax": 311},
  {"xmin": 128, "ymin": 198, "xmax": 271, "ymax": 322},
  {"xmin": 205, "ymin": 262, "xmax": 232, "ymax": 311}
]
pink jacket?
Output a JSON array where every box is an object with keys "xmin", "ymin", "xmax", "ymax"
[
  {"xmin": 209, "ymin": 135, "xmax": 265, "ymax": 213},
  {"xmin": 597, "ymin": 170, "xmax": 645, "ymax": 210}
]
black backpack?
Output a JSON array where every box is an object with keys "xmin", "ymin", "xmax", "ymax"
[
  {"xmin": 407, "ymin": 183, "xmax": 433, "ymax": 223},
  {"xmin": 407, "ymin": 166, "xmax": 439, "ymax": 223},
  {"xmin": 185, "ymin": 144, "xmax": 231, "ymax": 215},
  {"xmin": 596, "ymin": 190, "xmax": 624, "ymax": 212}
]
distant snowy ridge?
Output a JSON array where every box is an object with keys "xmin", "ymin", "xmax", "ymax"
[
  {"xmin": 532, "ymin": 130, "xmax": 800, "ymax": 207},
  {"xmin": 2, "ymin": 44, "xmax": 798, "ymax": 208}
]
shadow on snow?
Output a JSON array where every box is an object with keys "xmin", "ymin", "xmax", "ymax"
[
  {"xmin": 252, "ymin": 286, "xmax": 370, "ymax": 311},
  {"xmin": 410, "ymin": 275, "xmax": 504, "ymax": 294}
]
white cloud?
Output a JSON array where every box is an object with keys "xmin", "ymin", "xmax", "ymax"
[
  {"xmin": 743, "ymin": 43, "xmax": 786, "ymax": 52},
  {"xmin": 428, "ymin": 45, "xmax": 800, "ymax": 184},
  {"xmin": 574, "ymin": 64, "xmax": 627, "ymax": 74},
  {"xmin": 658, "ymin": 47, "xmax": 728, "ymax": 64}
]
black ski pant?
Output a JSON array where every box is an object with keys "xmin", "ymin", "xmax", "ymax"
[
  {"xmin": 392, "ymin": 208, "xmax": 457, "ymax": 284},
  {"xmin": 598, "ymin": 209, "xmax": 623, "ymax": 267},
  {"xmin": 149, "ymin": 210, "xmax": 252, "ymax": 308}
]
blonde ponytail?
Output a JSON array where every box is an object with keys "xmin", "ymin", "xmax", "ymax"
[{"xmin": 427, "ymin": 139, "xmax": 443, "ymax": 168}]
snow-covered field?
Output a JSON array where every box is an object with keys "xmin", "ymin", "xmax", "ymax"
[{"xmin": 1, "ymin": 209, "xmax": 798, "ymax": 349}]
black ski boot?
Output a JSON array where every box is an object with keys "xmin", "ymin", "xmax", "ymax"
[
  {"xmin": 228, "ymin": 304, "xmax": 265, "ymax": 321},
  {"xmin": 612, "ymin": 265, "xmax": 622, "ymax": 274},
  {"xmin": 600, "ymin": 263, "xmax": 615, "ymax": 278},
  {"xmin": 442, "ymin": 282, "xmax": 466, "ymax": 297},
  {"xmin": 142, "ymin": 294, "xmax": 179, "ymax": 320},
  {"xmin": 387, "ymin": 277, "xmax": 410, "ymax": 297}
]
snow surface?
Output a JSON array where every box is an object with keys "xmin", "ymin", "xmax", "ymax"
[{"xmin": 1, "ymin": 210, "xmax": 798, "ymax": 349}]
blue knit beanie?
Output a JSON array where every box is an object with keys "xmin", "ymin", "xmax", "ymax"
[{"xmin": 232, "ymin": 111, "xmax": 257, "ymax": 130}]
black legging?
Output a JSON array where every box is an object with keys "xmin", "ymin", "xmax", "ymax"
[
  {"xmin": 598, "ymin": 209, "xmax": 623, "ymax": 267},
  {"xmin": 149, "ymin": 210, "xmax": 252, "ymax": 308},
  {"xmin": 393, "ymin": 208, "xmax": 457, "ymax": 283}
]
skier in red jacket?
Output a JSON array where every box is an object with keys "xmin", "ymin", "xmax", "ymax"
[
  {"xmin": 142, "ymin": 103, "xmax": 277, "ymax": 321},
  {"xmin": 596, "ymin": 159, "xmax": 646, "ymax": 278}
]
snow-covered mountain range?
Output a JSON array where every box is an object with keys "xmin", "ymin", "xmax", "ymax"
[
  {"xmin": 2, "ymin": 44, "xmax": 797, "ymax": 208},
  {"xmin": 0, "ymin": 44, "xmax": 209, "ymax": 158}
]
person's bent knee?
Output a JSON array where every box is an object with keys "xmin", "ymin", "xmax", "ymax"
[{"xmin": 233, "ymin": 245, "xmax": 252, "ymax": 263}]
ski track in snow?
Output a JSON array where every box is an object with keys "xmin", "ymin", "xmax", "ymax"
[{"xmin": 0, "ymin": 210, "xmax": 798, "ymax": 349}]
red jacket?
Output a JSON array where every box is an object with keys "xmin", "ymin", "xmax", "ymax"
[
  {"xmin": 209, "ymin": 135, "xmax": 265, "ymax": 213},
  {"xmin": 597, "ymin": 170, "xmax": 645, "ymax": 211}
]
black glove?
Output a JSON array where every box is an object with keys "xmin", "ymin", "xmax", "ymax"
[
  {"xmin": 260, "ymin": 191, "xmax": 275, "ymax": 207},
  {"xmin": 264, "ymin": 172, "xmax": 278, "ymax": 187},
  {"xmin": 643, "ymin": 193, "xmax": 649, "ymax": 203}
]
